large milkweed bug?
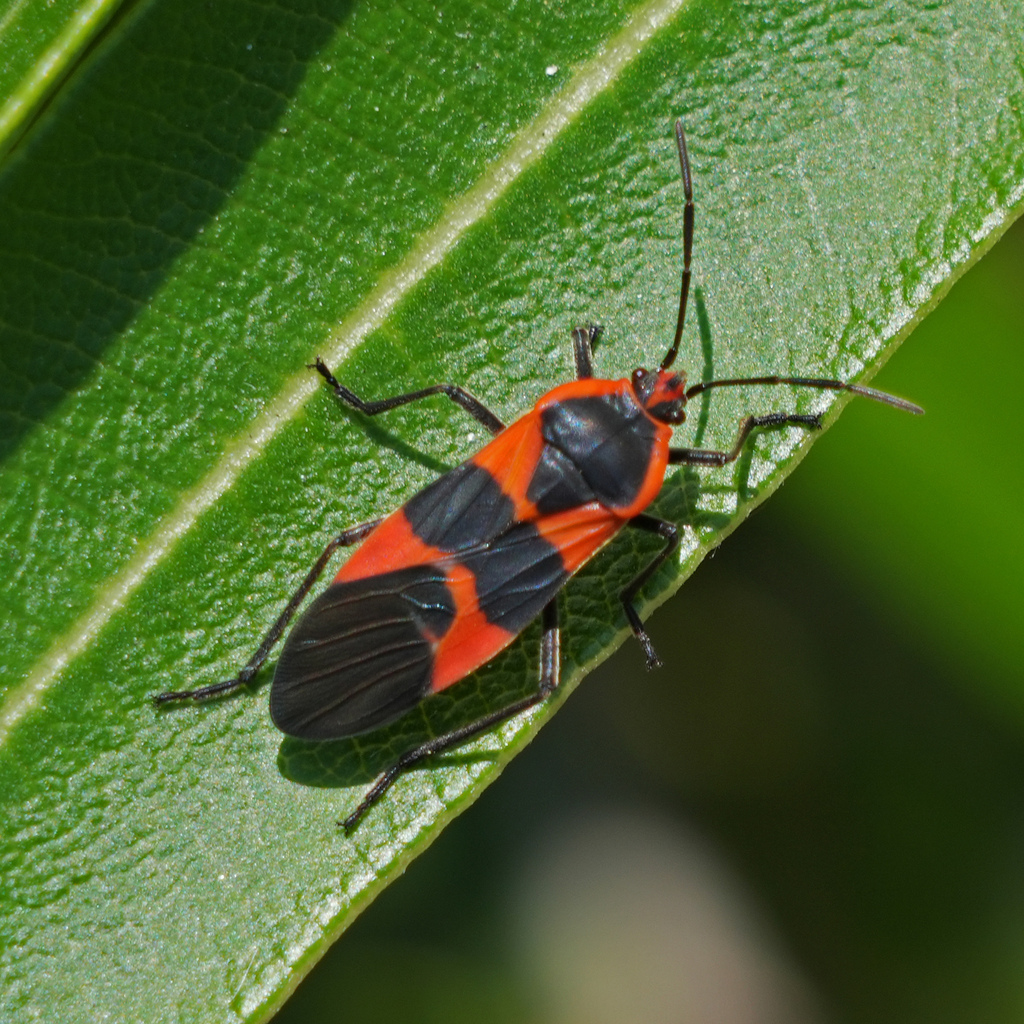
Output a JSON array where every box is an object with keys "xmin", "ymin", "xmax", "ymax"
[{"xmin": 156, "ymin": 121, "xmax": 922, "ymax": 832}]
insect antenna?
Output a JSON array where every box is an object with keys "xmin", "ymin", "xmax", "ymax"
[
  {"xmin": 685, "ymin": 375, "xmax": 924, "ymax": 415},
  {"xmin": 661, "ymin": 119, "xmax": 694, "ymax": 372}
]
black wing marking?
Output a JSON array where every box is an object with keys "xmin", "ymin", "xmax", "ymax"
[
  {"xmin": 402, "ymin": 461, "xmax": 571, "ymax": 632},
  {"xmin": 462, "ymin": 520, "xmax": 569, "ymax": 634},
  {"xmin": 403, "ymin": 461, "xmax": 515, "ymax": 552},
  {"xmin": 270, "ymin": 566, "xmax": 455, "ymax": 740}
]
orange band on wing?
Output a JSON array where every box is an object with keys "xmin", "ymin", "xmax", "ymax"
[
  {"xmin": 334, "ymin": 508, "xmax": 445, "ymax": 583},
  {"xmin": 469, "ymin": 410, "xmax": 545, "ymax": 521},
  {"xmin": 337, "ymin": 512, "xmax": 519, "ymax": 692},
  {"xmin": 430, "ymin": 562, "xmax": 515, "ymax": 692},
  {"xmin": 533, "ymin": 504, "xmax": 625, "ymax": 573}
]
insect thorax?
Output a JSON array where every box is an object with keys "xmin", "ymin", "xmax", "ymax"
[{"xmin": 528, "ymin": 390, "xmax": 660, "ymax": 513}]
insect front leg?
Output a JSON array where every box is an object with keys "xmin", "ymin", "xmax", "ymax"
[
  {"xmin": 153, "ymin": 517, "xmax": 383, "ymax": 706},
  {"xmin": 622, "ymin": 514, "xmax": 680, "ymax": 669},
  {"xmin": 668, "ymin": 411, "xmax": 822, "ymax": 468},
  {"xmin": 311, "ymin": 357, "xmax": 506, "ymax": 436},
  {"xmin": 340, "ymin": 599, "xmax": 562, "ymax": 834}
]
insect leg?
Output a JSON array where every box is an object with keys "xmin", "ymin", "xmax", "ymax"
[
  {"xmin": 311, "ymin": 357, "xmax": 505, "ymax": 436},
  {"xmin": 668, "ymin": 411, "xmax": 822, "ymax": 467},
  {"xmin": 621, "ymin": 514, "xmax": 680, "ymax": 670},
  {"xmin": 570, "ymin": 324, "xmax": 602, "ymax": 380},
  {"xmin": 341, "ymin": 599, "xmax": 561, "ymax": 833},
  {"xmin": 153, "ymin": 517, "xmax": 383, "ymax": 706}
]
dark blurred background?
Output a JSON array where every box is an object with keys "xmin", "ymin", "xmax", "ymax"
[{"xmin": 276, "ymin": 214, "xmax": 1024, "ymax": 1024}]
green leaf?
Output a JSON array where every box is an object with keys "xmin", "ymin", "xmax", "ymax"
[
  {"xmin": 0, "ymin": 0, "xmax": 132, "ymax": 162},
  {"xmin": 2, "ymin": 0, "xmax": 1022, "ymax": 1021}
]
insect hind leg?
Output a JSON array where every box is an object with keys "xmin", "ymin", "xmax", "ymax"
[
  {"xmin": 340, "ymin": 599, "xmax": 561, "ymax": 833},
  {"xmin": 153, "ymin": 517, "xmax": 383, "ymax": 706}
]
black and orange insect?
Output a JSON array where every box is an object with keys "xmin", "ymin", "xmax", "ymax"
[{"xmin": 156, "ymin": 122, "xmax": 921, "ymax": 831}]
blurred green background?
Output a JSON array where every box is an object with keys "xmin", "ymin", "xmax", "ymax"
[{"xmin": 274, "ymin": 215, "xmax": 1024, "ymax": 1023}]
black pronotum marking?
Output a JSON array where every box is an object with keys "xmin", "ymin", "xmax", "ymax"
[
  {"xmin": 271, "ymin": 566, "xmax": 455, "ymax": 739},
  {"xmin": 526, "ymin": 444, "xmax": 595, "ymax": 515},
  {"xmin": 529, "ymin": 393, "xmax": 658, "ymax": 513}
]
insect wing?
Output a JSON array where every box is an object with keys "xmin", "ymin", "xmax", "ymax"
[
  {"xmin": 270, "ymin": 566, "xmax": 455, "ymax": 740},
  {"xmin": 336, "ymin": 412, "xmax": 545, "ymax": 585}
]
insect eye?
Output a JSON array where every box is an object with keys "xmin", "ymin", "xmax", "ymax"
[{"xmin": 631, "ymin": 368, "xmax": 646, "ymax": 385}]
